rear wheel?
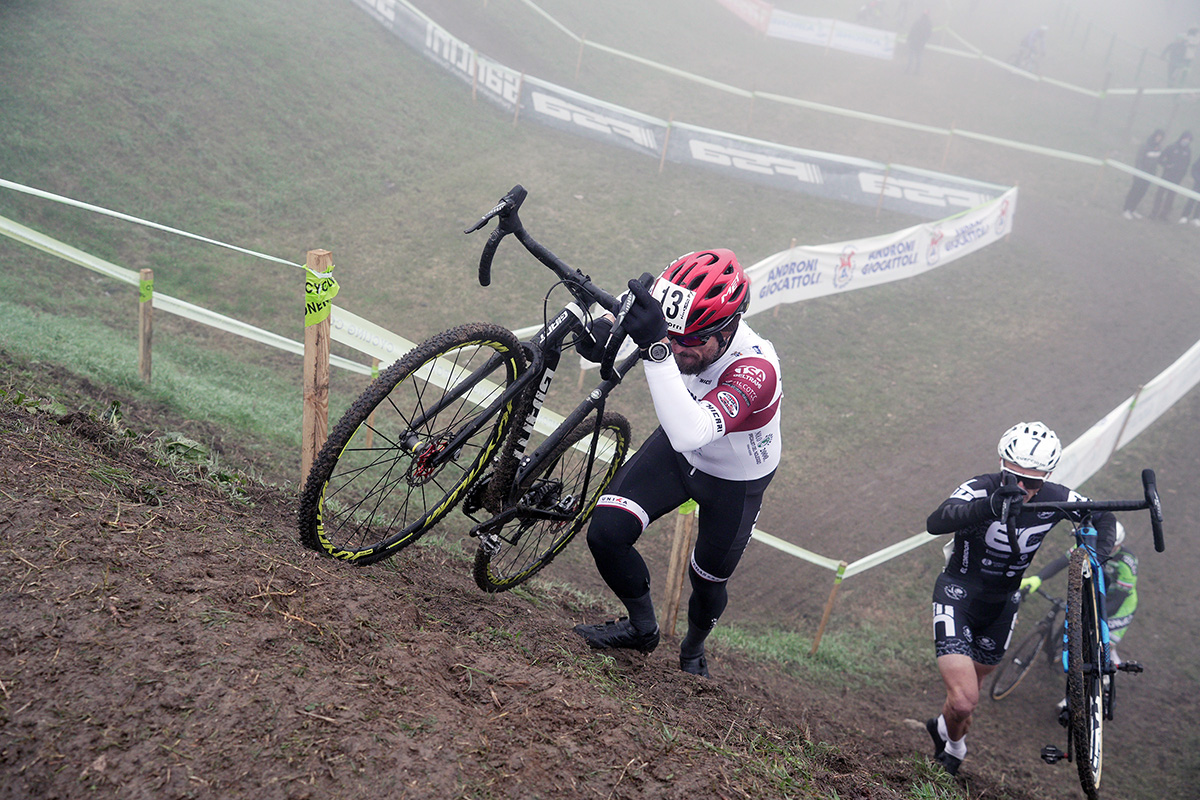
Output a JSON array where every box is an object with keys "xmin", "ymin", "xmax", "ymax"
[
  {"xmin": 990, "ymin": 622, "xmax": 1049, "ymax": 701},
  {"xmin": 299, "ymin": 323, "xmax": 525, "ymax": 563},
  {"xmin": 1066, "ymin": 547, "xmax": 1104, "ymax": 799},
  {"xmin": 472, "ymin": 411, "xmax": 630, "ymax": 592}
]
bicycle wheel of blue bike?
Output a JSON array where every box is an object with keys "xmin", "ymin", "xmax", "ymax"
[
  {"xmin": 299, "ymin": 323, "xmax": 526, "ymax": 564},
  {"xmin": 472, "ymin": 411, "xmax": 630, "ymax": 593},
  {"xmin": 1066, "ymin": 547, "xmax": 1104, "ymax": 799}
]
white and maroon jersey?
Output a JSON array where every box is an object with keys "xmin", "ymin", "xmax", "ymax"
[{"xmin": 643, "ymin": 322, "xmax": 782, "ymax": 480}]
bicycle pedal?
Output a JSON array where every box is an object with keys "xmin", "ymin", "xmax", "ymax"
[
  {"xmin": 1040, "ymin": 744, "xmax": 1066, "ymax": 764},
  {"xmin": 1117, "ymin": 661, "xmax": 1144, "ymax": 673}
]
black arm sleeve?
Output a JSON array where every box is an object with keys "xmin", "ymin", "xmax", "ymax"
[
  {"xmin": 927, "ymin": 497, "xmax": 993, "ymax": 535},
  {"xmin": 1036, "ymin": 553, "xmax": 1070, "ymax": 581}
]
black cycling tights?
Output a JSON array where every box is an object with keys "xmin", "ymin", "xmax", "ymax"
[{"xmin": 585, "ymin": 428, "xmax": 774, "ymax": 629}]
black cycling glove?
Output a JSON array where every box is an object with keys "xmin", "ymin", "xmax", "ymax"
[
  {"xmin": 623, "ymin": 275, "xmax": 668, "ymax": 348},
  {"xmin": 989, "ymin": 483, "xmax": 1025, "ymax": 518},
  {"xmin": 574, "ymin": 316, "xmax": 614, "ymax": 363}
]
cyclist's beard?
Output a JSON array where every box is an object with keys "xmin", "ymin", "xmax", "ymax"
[{"xmin": 675, "ymin": 349, "xmax": 714, "ymax": 375}]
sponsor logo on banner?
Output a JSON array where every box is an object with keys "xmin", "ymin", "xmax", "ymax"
[
  {"xmin": 995, "ymin": 198, "xmax": 1010, "ymax": 236},
  {"xmin": 833, "ymin": 247, "xmax": 856, "ymax": 289},
  {"xmin": 861, "ymin": 239, "xmax": 919, "ymax": 276},
  {"xmin": 360, "ymin": 0, "xmax": 396, "ymax": 22},
  {"xmin": 759, "ymin": 257, "xmax": 822, "ymax": 300},
  {"xmin": 945, "ymin": 218, "xmax": 992, "ymax": 253},
  {"xmin": 858, "ymin": 173, "xmax": 994, "ymax": 210},
  {"xmin": 689, "ymin": 141, "xmax": 823, "ymax": 183},
  {"xmin": 927, "ymin": 229, "xmax": 944, "ymax": 266},
  {"xmin": 425, "ymin": 27, "xmax": 520, "ymax": 105},
  {"xmin": 531, "ymin": 92, "xmax": 659, "ymax": 150}
]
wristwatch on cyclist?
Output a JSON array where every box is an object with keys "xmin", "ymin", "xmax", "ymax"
[{"xmin": 643, "ymin": 341, "xmax": 672, "ymax": 363}]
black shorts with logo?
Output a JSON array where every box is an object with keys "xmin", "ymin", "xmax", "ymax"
[{"xmin": 931, "ymin": 573, "xmax": 1020, "ymax": 666}]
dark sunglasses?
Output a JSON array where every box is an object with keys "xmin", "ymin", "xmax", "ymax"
[
  {"xmin": 668, "ymin": 331, "xmax": 714, "ymax": 348},
  {"xmin": 669, "ymin": 315, "xmax": 739, "ymax": 348},
  {"xmin": 1004, "ymin": 471, "xmax": 1044, "ymax": 491}
]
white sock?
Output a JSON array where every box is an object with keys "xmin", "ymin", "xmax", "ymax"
[{"xmin": 938, "ymin": 715, "xmax": 967, "ymax": 759}]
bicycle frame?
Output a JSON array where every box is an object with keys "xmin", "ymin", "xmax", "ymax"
[{"xmin": 1029, "ymin": 469, "xmax": 1163, "ymax": 798}]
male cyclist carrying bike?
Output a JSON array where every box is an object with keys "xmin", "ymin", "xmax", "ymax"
[
  {"xmin": 571, "ymin": 250, "xmax": 782, "ymax": 678},
  {"xmin": 923, "ymin": 421, "xmax": 1117, "ymax": 775}
]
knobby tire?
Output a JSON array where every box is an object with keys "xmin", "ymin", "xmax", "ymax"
[
  {"xmin": 298, "ymin": 323, "xmax": 525, "ymax": 563},
  {"xmin": 1067, "ymin": 547, "xmax": 1103, "ymax": 799},
  {"xmin": 472, "ymin": 411, "xmax": 631, "ymax": 592},
  {"xmin": 989, "ymin": 621, "xmax": 1049, "ymax": 701}
]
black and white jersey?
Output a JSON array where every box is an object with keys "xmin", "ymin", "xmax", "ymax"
[{"xmin": 927, "ymin": 471, "xmax": 1115, "ymax": 599}]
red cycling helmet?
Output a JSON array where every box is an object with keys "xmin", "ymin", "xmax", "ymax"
[{"xmin": 659, "ymin": 249, "xmax": 750, "ymax": 336}]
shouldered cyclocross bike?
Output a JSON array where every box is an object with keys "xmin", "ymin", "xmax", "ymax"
[
  {"xmin": 299, "ymin": 185, "xmax": 648, "ymax": 592},
  {"xmin": 1010, "ymin": 469, "xmax": 1165, "ymax": 800}
]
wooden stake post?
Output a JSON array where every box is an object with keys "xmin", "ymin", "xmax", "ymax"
[
  {"xmin": 138, "ymin": 268, "xmax": 154, "ymax": 383},
  {"xmin": 810, "ymin": 561, "xmax": 848, "ymax": 655},
  {"xmin": 661, "ymin": 500, "xmax": 697, "ymax": 637},
  {"xmin": 301, "ymin": 249, "xmax": 334, "ymax": 488}
]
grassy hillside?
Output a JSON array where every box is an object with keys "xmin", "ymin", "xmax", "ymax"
[{"xmin": 3, "ymin": 1, "xmax": 1200, "ymax": 798}]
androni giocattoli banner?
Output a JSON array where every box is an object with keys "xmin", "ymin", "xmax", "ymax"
[
  {"xmin": 350, "ymin": 0, "xmax": 1010, "ymax": 220},
  {"xmin": 745, "ymin": 188, "xmax": 1017, "ymax": 314}
]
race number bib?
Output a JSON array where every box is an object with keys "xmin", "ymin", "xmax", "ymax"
[{"xmin": 651, "ymin": 278, "xmax": 695, "ymax": 334}]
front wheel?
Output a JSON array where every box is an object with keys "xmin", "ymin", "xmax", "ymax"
[
  {"xmin": 1066, "ymin": 547, "xmax": 1104, "ymax": 799},
  {"xmin": 472, "ymin": 411, "xmax": 631, "ymax": 592},
  {"xmin": 989, "ymin": 622, "xmax": 1049, "ymax": 701},
  {"xmin": 299, "ymin": 323, "xmax": 525, "ymax": 563}
]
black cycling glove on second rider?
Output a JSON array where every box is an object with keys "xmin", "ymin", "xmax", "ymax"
[{"xmin": 989, "ymin": 483, "xmax": 1024, "ymax": 518}]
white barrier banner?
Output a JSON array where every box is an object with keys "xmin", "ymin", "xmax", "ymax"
[
  {"xmin": 523, "ymin": 77, "xmax": 668, "ymax": 157},
  {"xmin": 745, "ymin": 188, "xmax": 1017, "ymax": 314},
  {"xmin": 766, "ymin": 12, "xmax": 833, "ymax": 48},
  {"xmin": 767, "ymin": 11, "xmax": 895, "ymax": 60},
  {"xmin": 353, "ymin": 0, "xmax": 522, "ymax": 112},
  {"xmin": 668, "ymin": 122, "xmax": 1006, "ymax": 219}
]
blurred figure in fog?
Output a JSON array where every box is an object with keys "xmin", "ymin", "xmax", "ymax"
[
  {"xmin": 1013, "ymin": 24, "xmax": 1047, "ymax": 72},
  {"xmin": 1123, "ymin": 128, "xmax": 1165, "ymax": 219},
  {"xmin": 856, "ymin": 0, "xmax": 884, "ymax": 26},
  {"xmin": 1163, "ymin": 28, "xmax": 1199, "ymax": 87},
  {"xmin": 905, "ymin": 11, "xmax": 933, "ymax": 74},
  {"xmin": 1178, "ymin": 154, "xmax": 1200, "ymax": 225},
  {"xmin": 1151, "ymin": 130, "xmax": 1193, "ymax": 221}
]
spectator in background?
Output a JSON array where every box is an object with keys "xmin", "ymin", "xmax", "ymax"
[
  {"xmin": 1151, "ymin": 130, "xmax": 1193, "ymax": 221},
  {"xmin": 1123, "ymin": 128, "xmax": 1165, "ymax": 220},
  {"xmin": 905, "ymin": 11, "xmax": 934, "ymax": 75},
  {"xmin": 1163, "ymin": 28, "xmax": 1200, "ymax": 87},
  {"xmin": 1178, "ymin": 154, "xmax": 1200, "ymax": 225},
  {"xmin": 1014, "ymin": 24, "xmax": 1048, "ymax": 71}
]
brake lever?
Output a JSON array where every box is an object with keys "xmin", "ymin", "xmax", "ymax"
[{"xmin": 465, "ymin": 185, "xmax": 528, "ymax": 287}]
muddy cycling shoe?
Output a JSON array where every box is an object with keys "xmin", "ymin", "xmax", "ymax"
[
  {"xmin": 573, "ymin": 618, "xmax": 660, "ymax": 653},
  {"xmin": 926, "ymin": 718, "xmax": 946, "ymax": 757},
  {"xmin": 679, "ymin": 654, "xmax": 709, "ymax": 677},
  {"xmin": 935, "ymin": 750, "xmax": 962, "ymax": 776}
]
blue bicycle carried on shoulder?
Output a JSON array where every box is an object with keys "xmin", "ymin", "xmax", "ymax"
[{"xmin": 1020, "ymin": 469, "xmax": 1165, "ymax": 800}]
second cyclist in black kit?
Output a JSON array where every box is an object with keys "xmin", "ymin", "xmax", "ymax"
[{"xmin": 923, "ymin": 421, "xmax": 1116, "ymax": 775}]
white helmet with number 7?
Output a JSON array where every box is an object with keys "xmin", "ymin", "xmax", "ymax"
[{"xmin": 997, "ymin": 421, "xmax": 1061, "ymax": 473}]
